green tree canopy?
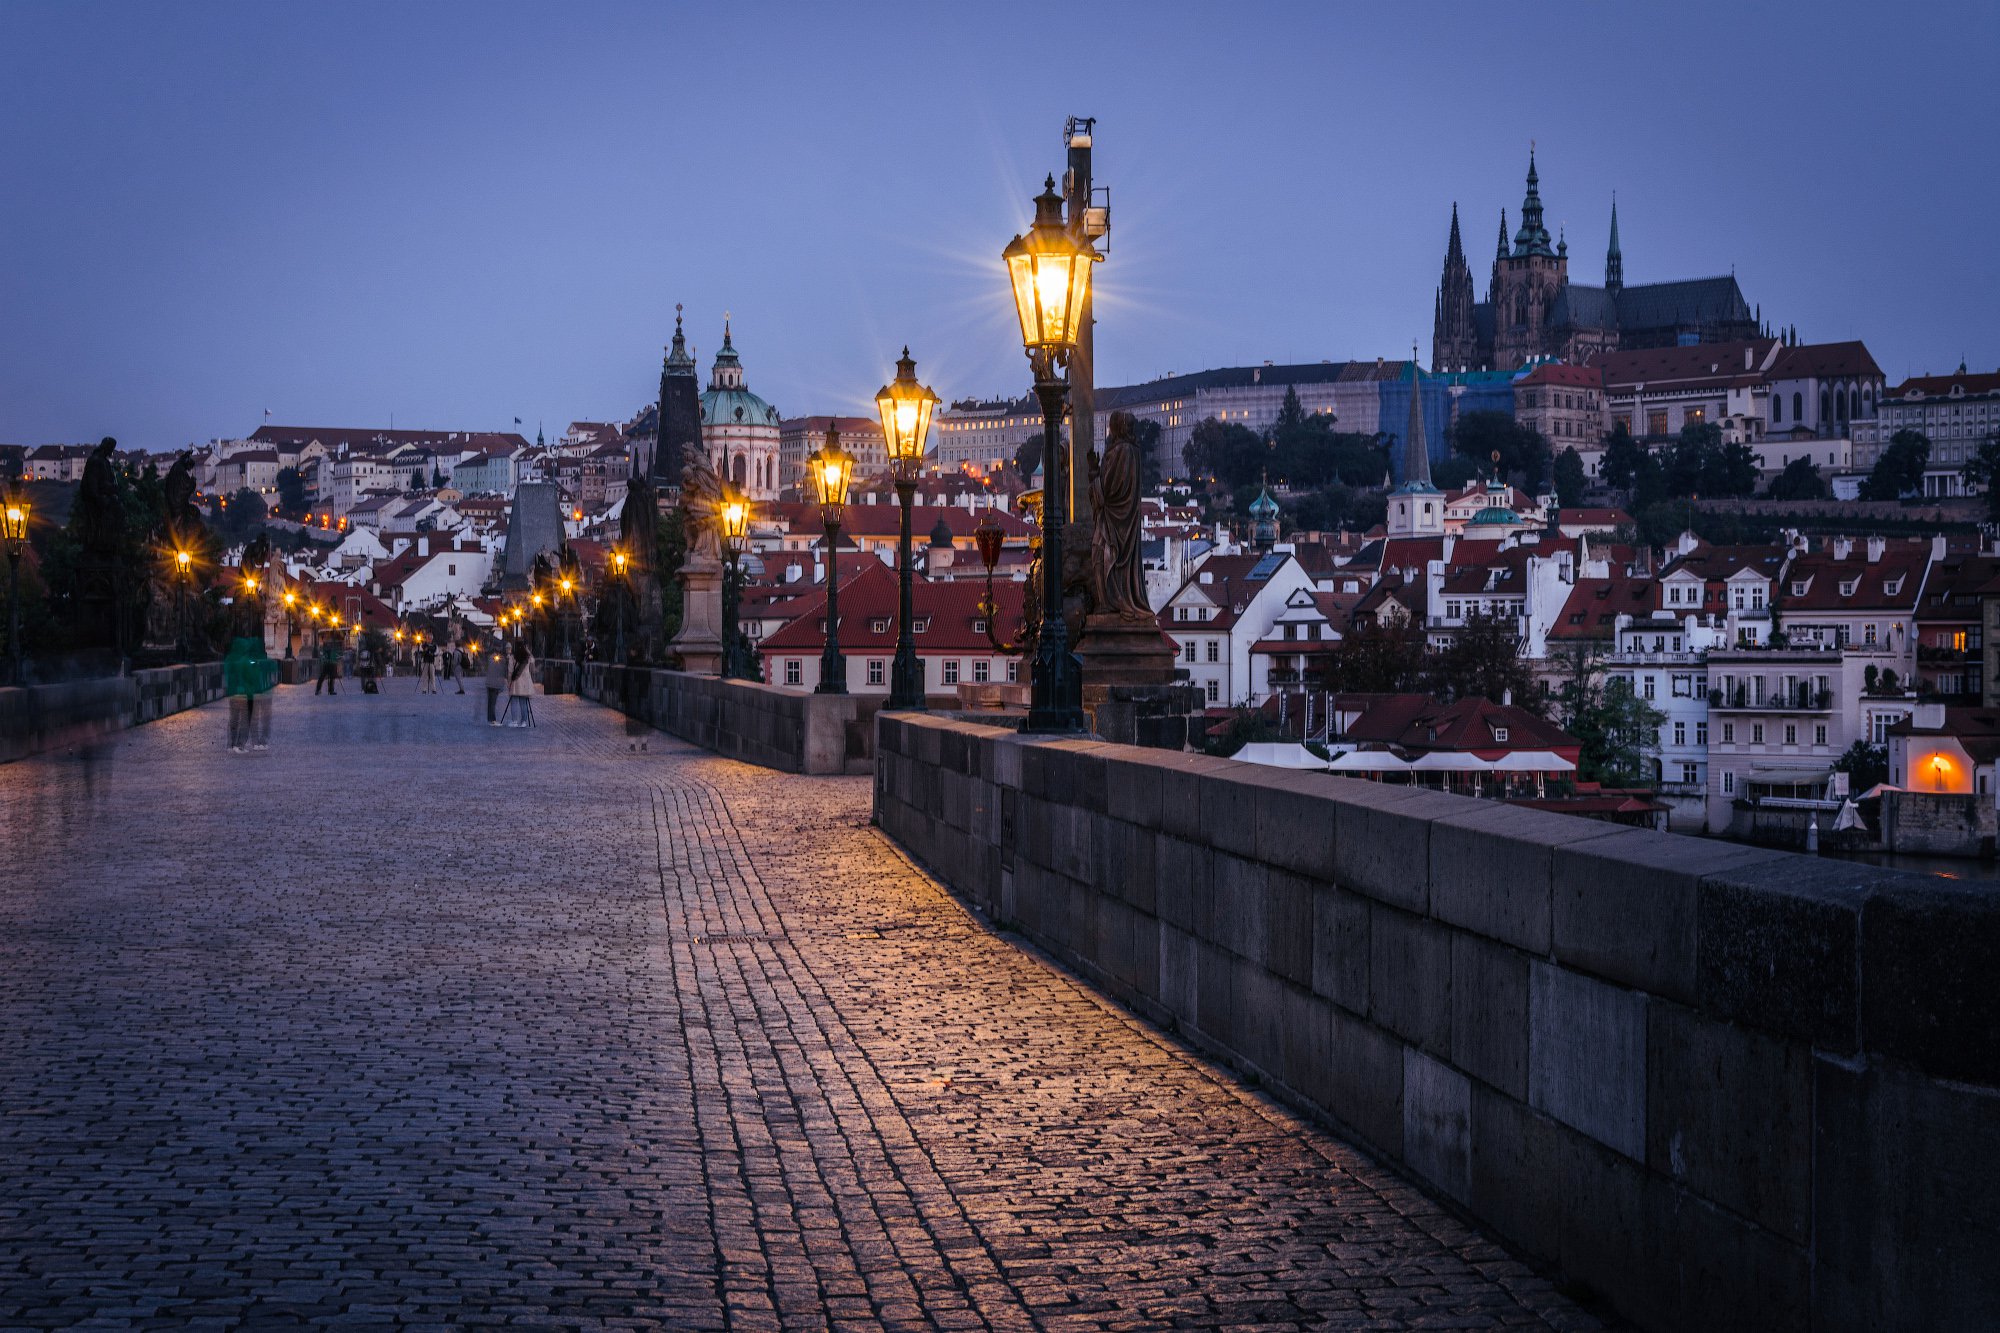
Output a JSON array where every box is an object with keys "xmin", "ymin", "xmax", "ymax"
[
  {"xmin": 1599, "ymin": 422, "xmax": 1646, "ymax": 491},
  {"xmin": 1958, "ymin": 432, "xmax": 2000, "ymax": 523},
  {"xmin": 1427, "ymin": 608, "xmax": 1534, "ymax": 704},
  {"xmin": 1314, "ymin": 618, "xmax": 1425, "ymax": 693},
  {"xmin": 1552, "ymin": 446, "xmax": 1587, "ymax": 507},
  {"xmin": 1767, "ymin": 456, "xmax": 1829, "ymax": 501},
  {"xmin": 1449, "ymin": 411, "xmax": 1551, "ymax": 492},
  {"xmin": 1862, "ymin": 430, "xmax": 1932, "ymax": 501},
  {"xmin": 275, "ymin": 466, "xmax": 307, "ymax": 517}
]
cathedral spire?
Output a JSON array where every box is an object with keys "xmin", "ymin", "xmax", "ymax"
[
  {"xmin": 1496, "ymin": 209, "xmax": 1509, "ymax": 263},
  {"xmin": 1606, "ymin": 194, "xmax": 1624, "ymax": 295},
  {"xmin": 1447, "ymin": 202, "xmax": 1465, "ymax": 265},
  {"xmin": 1512, "ymin": 146, "xmax": 1554, "ymax": 257}
]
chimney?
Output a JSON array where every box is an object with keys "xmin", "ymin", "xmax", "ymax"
[
  {"xmin": 1832, "ymin": 536, "xmax": 1853, "ymax": 560},
  {"xmin": 1866, "ymin": 536, "xmax": 1885, "ymax": 563}
]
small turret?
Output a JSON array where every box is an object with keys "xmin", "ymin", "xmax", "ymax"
[{"xmin": 1606, "ymin": 194, "xmax": 1624, "ymax": 295}]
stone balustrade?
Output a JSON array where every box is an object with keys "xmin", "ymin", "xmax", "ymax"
[
  {"xmin": 0, "ymin": 663, "xmax": 226, "ymax": 762},
  {"xmin": 873, "ymin": 712, "xmax": 1999, "ymax": 1333},
  {"xmin": 578, "ymin": 664, "xmax": 879, "ymax": 775}
]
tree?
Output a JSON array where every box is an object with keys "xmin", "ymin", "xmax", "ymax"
[
  {"xmin": 1449, "ymin": 411, "xmax": 1551, "ymax": 491},
  {"xmin": 1130, "ymin": 415, "xmax": 1164, "ymax": 493},
  {"xmin": 432, "ymin": 465, "xmax": 448, "ymax": 489},
  {"xmin": 1181, "ymin": 418, "xmax": 1266, "ymax": 490},
  {"xmin": 1767, "ymin": 456, "xmax": 1828, "ymax": 501},
  {"xmin": 1958, "ymin": 432, "xmax": 2000, "ymax": 523},
  {"xmin": 1862, "ymin": 430, "xmax": 1931, "ymax": 501},
  {"xmin": 1427, "ymin": 609, "xmax": 1534, "ymax": 704},
  {"xmin": 275, "ymin": 466, "xmax": 307, "ymax": 517},
  {"xmin": 1433, "ymin": 456, "xmax": 1479, "ymax": 491},
  {"xmin": 1834, "ymin": 740, "xmax": 1888, "ymax": 793},
  {"xmin": 1552, "ymin": 446, "xmax": 1586, "ymax": 507},
  {"xmin": 1203, "ymin": 706, "xmax": 1281, "ymax": 757},
  {"xmin": 1662, "ymin": 422, "xmax": 1756, "ymax": 499},
  {"xmin": 1599, "ymin": 422, "xmax": 1646, "ymax": 491},
  {"xmin": 1569, "ymin": 676, "xmax": 1667, "ymax": 788},
  {"xmin": 1317, "ymin": 618, "xmax": 1425, "ymax": 693}
]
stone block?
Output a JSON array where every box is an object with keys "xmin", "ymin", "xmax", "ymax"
[
  {"xmin": 1451, "ymin": 932, "xmax": 1529, "ymax": 1100},
  {"xmin": 1330, "ymin": 784, "xmax": 1461, "ymax": 913},
  {"xmin": 1096, "ymin": 892, "xmax": 1137, "ymax": 991},
  {"xmin": 1133, "ymin": 912, "xmax": 1161, "ymax": 1001},
  {"xmin": 1159, "ymin": 923, "xmax": 1197, "ymax": 1020},
  {"xmin": 1431, "ymin": 802, "xmax": 1617, "ymax": 954},
  {"xmin": 1326, "ymin": 1004, "xmax": 1405, "ymax": 1157},
  {"xmin": 1198, "ymin": 769, "xmax": 1269, "ymax": 860},
  {"xmin": 988, "ymin": 735, "xmax": 1023, "ymax": 790},
  {"xmin": 1529, "ymin": 962, "xmax": 1645, "ymax": 1161},
  {"xmin": 1155, "ymin": 834, "xmax": 1212, "ymax": 936},
  {"xmin": 1402, "ymin": 1047, "xmax": 1471, "ymax": 1203},
  {"xmin": 1554, "ymin": 830, "xmax": 1784, "ymax": 1003},
  {"xmin": 1557, "ymin": 1125, "xmax": 1678, "ymax": 1323},
  {"xmin": 1050, "ymin": 804, "xmax": 1093, "ymax": 884},
  {"xmin": 1696, "ymin": 858, "xmax": 1880, "ymax": 1053},
  {"xmin": 1310, "ymin": 884, "xmax": 1369, "ymax": 1013},
  {"xmin": 1211, "ymin": 853, "xmax": 1268, "ymax": 961},
  {"xmin": 1646, "ymin": 1001, "xmax": 1810, "ymax": 1244},
  {"xmin": 1093, "ymin": 817, "xmax": 1158, "ymax": 915},
  {"xmin": 1253, "ymin": 782, "xmax": 1338, "ymax": 882},
  {"xmin": 1368, "ymin": 904, "xmax": 1451, "ymax": 1055},
  {"xmin": 1670, "ymin": 1191, "xmax": 1809, "ymax": 1333},
  {"xmin": 1104, "ymin": 752, "xmax": 1164, "ymax": 829},
  {"xmin": 1232, "ymin": 956, "xmax": 1283, "ymax": 1073},
  {"xmin": 1195, "ymin": 940, "xmax": 1234, "ymax": 1048},
  {"xmin": 1263, "ymin": 869, "xmax": 1313, "ymax": 986},
  {"xmin": 1467, "ymin": 1083, "xmax": 1564, "ymax": 1260},
  {"xmin": 1860, "ymin": 876, "xmax": 2000, "ymax": 1083},
  {"xmin": 1277, "ymin": 984, "xmax": 1332, "ymax": 1104},
  {"xmin": 1813, "ymin": 1057, "xmax": 2000, "ymax": 1332}
]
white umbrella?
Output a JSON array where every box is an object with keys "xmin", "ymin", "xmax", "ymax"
[
  {"xmin": 1328, "ymin": 749, "xmax": 1410, "ymax": 772},
  {"xmin": 1410, "ymin": 751, "xmax": 1488, "ymax": 772},
  {"xmin": 1231, "ymin": 742, "xmax": 1329, "ymax": 771},
  {"xmin": 1492, "ymin": 750, "xmax": 1576, "ymax": 772}
]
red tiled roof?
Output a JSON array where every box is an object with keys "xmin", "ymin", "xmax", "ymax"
[
  {"xmin": 1768, "ymin": 341, "xmax": 1882, "ymax": 381},
  {"xmin": 1549, "ymin": 576, "xmax": 1659, "ymax": 640},
  {"xmin": 1345, "ymin": 695, "xmax": 1579, "ymax": 756},
  {"xmin": 760, "ymin": 501, "xmax": 1033, "ymax": 541},
  {"xmin": 1889, "ymin": 369, "xmax": 2000, "ymax": 399},
  {"xmin": 754, "ymin": 559, "xmax": 1025, "ymax": 653},
  {"xmin": 1780, "ymin": 546, "xmax": 1930, "ymax": 612},
  {"xmin": 1592, "ymin": 339, "xmax": 1777, "ymax": 391}
]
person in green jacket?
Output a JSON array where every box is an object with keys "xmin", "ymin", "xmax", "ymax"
[
  {"xmin": 224, "ymin": 632, "xmax": 276, "ymax": 752},
  {"xmin": 314, "ymin": 636, "xmax": 341, "ymax": 695}
]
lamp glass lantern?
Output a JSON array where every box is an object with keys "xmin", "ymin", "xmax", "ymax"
[
  {"xmin": 875, "ymin": 348, "xmax": 940, "ymax": 482},
  {"xmin": 808, "ymin": 432, "xmax": 855, "ymax": 519},
  {"xmin": 1, "ymin": 496, "xmax": 28, "ymax": 548},
  {"xmin": 720, "ymin": 498, "xmax": 750, "ymax": 552},
  {"xmin": 1002, "ymin": 176, "xmax": 1098, "ymax": 359}
]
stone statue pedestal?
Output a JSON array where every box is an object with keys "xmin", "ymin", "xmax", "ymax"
[
  {"xmin": 1078, "ymin": 613, "xmax": 1179, "ymax": 687},
  {"xmin": 670, "ymin": 553, "xmax": 725, "ymax": 674}
]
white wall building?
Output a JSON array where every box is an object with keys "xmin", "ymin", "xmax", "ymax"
[{"xmin": 1158, "ymin": 549, "xmax": 1316, "ymax": 706}]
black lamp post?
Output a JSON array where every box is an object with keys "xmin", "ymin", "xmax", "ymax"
[
  {"xmin": 1004, "ymin": 174, "xmax": 1098, "ymax": 732},
  {"xmin": 173, "ymin": 547, "xmax": 193, "ymax": 660},
  {"xmin": 1, "ymin": 487, "xmax": 28, "ymax": 687},
  {"xmin": 610, "ymin": 548, "xmax": 629, "ymax": 664},
  {"xmin": 281, "ymin": 588, "xmax": 298, "ymax": 659},
  {"xmin": 876, "ymin": 348, "xmax": 940, "ymax": 709},
  {"xmin": 808, "ymin": 426, "xmax": 855, "ymax": 695},
  {"xmin": 719, "ymin": 492, "xmax": 753, "ymax": 680}
]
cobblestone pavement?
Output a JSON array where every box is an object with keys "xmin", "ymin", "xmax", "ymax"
[{"xmin": 0, "ymin": 685, "xmax": 1602, "ymax": 1331}]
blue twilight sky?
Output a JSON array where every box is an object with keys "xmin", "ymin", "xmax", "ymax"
[{"xmin": 2, "ymin": 1, "xmax": 1995, "ymax": 452}]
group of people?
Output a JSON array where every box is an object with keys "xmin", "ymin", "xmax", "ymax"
[{"xmin": 413, "ymin": 639, "xmax": 468, "ymax": 695}]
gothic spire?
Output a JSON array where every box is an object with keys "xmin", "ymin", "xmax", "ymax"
[
  {"xmin": 1512, "ymin": 147, "xmax": 1554, "ymax": 257},
  {"xmin": 1606, "ymin": 194, "xmax": 1624, "ymax": 294},
  {"xmin": 663, "ymin": 301, "xmax": 695, "ymax": 376},
  {"xmin": 1400, "ymin": 355, "xmax": 1433, "ymax": 491},
  {"xmin": 1447, "ymin": 202, "xmax": 1465, "ymax": 265},
  {"xmin": 1496, "ymin": 209, "xmax": 1509, "ymax": 263}
]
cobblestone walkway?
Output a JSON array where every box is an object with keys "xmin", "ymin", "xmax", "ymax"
[{"xmin": 0, "ymin": 686, "xmax": 1600, "ymax": 1331}]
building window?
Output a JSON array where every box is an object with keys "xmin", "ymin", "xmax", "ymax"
[
  {"xmin": 1724, "ymin": 771, "xmax": 1736, "ymax": 794},
  {"xmin": 1207, "ymin": 641, "xmax": 1220, "ymax": 663},
  {"xmin": 1784, "ymin": 724, "xmax": 1798, "ymax": 746},
  {"xmin": 1674, "ymin": 721, "xmax": 1686, "ymax": 745},
  {"xmin": 1794, "ymin": 392, "xmax": 1803, "ymax": 421},
  {"xmin": 1696, "ymin": 722, "xmax": 1709, "ymax": 744},
  {"xmin": 1752, "ymin": 723, "xmax": 1765, "ymax": 744},
  {"xmin": 942, "ymin": 659, "xmax": 960, "ymax": 685},
  {"xmin": 1183, "ymin": 640, "xmax": 1196, "ymax": 662},
  {"xmin": 1006, "ymin": 659, "xmax": 1018, "ymax": 683},
  {"xmin": 972, "ymin": 659, "xmax": 990, "ymax": 684},
  {"xmin": 1644, "ymin": 676, "xmax": 1656, "ymax": 700},
  {"xmin": 1682, "ymin": 763, "xmax": 1699, "ymax": 784},
  {"xmin": 784, "ymin": 659, "xmax": 802, "ymax": 686},
  {"xmin": 867, "ymin": 659, "xmax": 885, "ymax": 686},
  {"xmin": 1205, "ymin": 680, "xmax": 1219, "ymax": 703}
]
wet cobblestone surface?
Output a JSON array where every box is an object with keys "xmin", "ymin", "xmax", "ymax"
[{"xmin": 0, "ymin": 685, "xmax": 1602, "ymax": 1330}]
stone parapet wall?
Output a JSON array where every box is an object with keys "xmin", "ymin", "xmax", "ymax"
[
  {"xmin": 0, "ymin": 663, "xmax": 225, "ymax": 763},
  {"xmin": 874, "ymin": 713, "xmax": 1999, "ymax": 1333},
  {"xmin": 579, "ymin": 664, "xmax": 880, "ymax": 775}
]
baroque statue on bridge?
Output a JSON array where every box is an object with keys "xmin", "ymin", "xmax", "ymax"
[{"xmin": 1087, "ymin": 411, "xmax": 1153, "ymax": 623}]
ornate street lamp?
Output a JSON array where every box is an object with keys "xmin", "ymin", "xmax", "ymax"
[
  {"xmin": 1004, "ymin": 174, "xmax": 1098, "ymax": 731},
  {"xmin": 610, "ymin": 548, "xmax": 629, "ymax": 664},
  {"xmin": 718, "ymin": 494, "xmax": 753, "ymax": 681},
  {"xmin": 559, "ymin": 573, "xmax": 577, "ymax": 662},
  {"xmin": 807, "ymin": 426, "xmax": 855, "ymax": 695},
  {"xmin": 876, "ymin": 347, "xmax": 940, "ymax": 709},
  {"xmin": 173, "ymin": 547, "xmax": 194, "ymax": 659},
  {"xmin": 1, "ymin": 487, "xmax": 28, "ymax": 687},
  {"xmin": 281, "ymin": 588, "xmax": 297, "ymax": 659},
  {"xmin": 972, "ymin": 503, "xmax": 1032, "ymax": 654}
]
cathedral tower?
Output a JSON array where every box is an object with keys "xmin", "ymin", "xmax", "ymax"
[
  {"xmin": 651, "ymin": 305, "xmax": 702, "ymax": 490},
  {"xmin": 1490, "ymin": 149, "xmax": 1570, "ymax": 371},
  {"xmin": 1605, "ymin": 195, "xmax": 1624, "ymax": 295},
  {"xmin": 1432, "ymin": 204, "xmax": 1480, "ymax": 373}
]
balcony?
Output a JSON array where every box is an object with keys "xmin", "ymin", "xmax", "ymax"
[{"xmin": 1708, "ymin": 688, "xmax": 1835, "ymax": 713}]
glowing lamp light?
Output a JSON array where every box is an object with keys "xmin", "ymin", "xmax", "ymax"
[
  {"xmin": 1, "ymin": 498, "xmax": 28, "ymax": 546},
  {"xmin": 174, "ymin": 549, "xmax": 192, "ymax": 573},
  {"xmin": 1002, "ymin": 175, "xmax": 1098, "ymax": 358},
  {"xmin": 808, "ymin": 426, "xmax": 855, "ymax": 520},
  {"xmin": 721, "ymin": 499, "xmax": 749, "ymax": 547},
  {"xmin": 875, "ymin": 347, "xmax": 940, "ymax": 482}
]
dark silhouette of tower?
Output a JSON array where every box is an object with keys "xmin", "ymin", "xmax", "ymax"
[
  {"xmin": 652, "ymin": 305, "xmax": 702, "ymax": 491},
  {"xmin": 1432, "ymin": 204, "xmax": 1480, "ymax": 372}
]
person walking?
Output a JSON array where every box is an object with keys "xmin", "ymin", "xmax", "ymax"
[
  {"xmin": 223, "ymin": 630, "xmax": 277, "ymax": 752},
  {"xmin": 314, "ymin": 635, "xmax": 340, "ymax": 695},
  {"xmin": 504, "ymin": 640, "xmax": 536, "ymax": 727},
  {"xmin": 484, "ymin": 644, "xmax": 507, "ymax": 725},
  {"xmin": 417, "ymin": 638, "xmax": 438, "ymax": 694}
]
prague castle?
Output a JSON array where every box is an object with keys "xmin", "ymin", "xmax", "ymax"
[{"xmin": 1432, "ymin": 152, "xmax": 1762, "ymax": 373}]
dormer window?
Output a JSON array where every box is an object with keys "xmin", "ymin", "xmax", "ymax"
[
  {"xmin": 870, "ymin": 618, "xmax": 889, "ymax": 634},
  {"xmin": 1885, "ymin": 578, "xmax": 1904, "ymax": 596},
  {"xmin": 1839, "ymin": 579, "xmax": 1858, "ymax": 597},
  {"xmin": 1492, "ymin": 727, "xmax": 1510, "ymax": 743},
  {"xmin": 913, "ymin": 619, "xmax": 930, "ymax": 634},
  {"xmin": 1791, "ymin": 581, "xmax": 1808, "ymax": 597}
]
